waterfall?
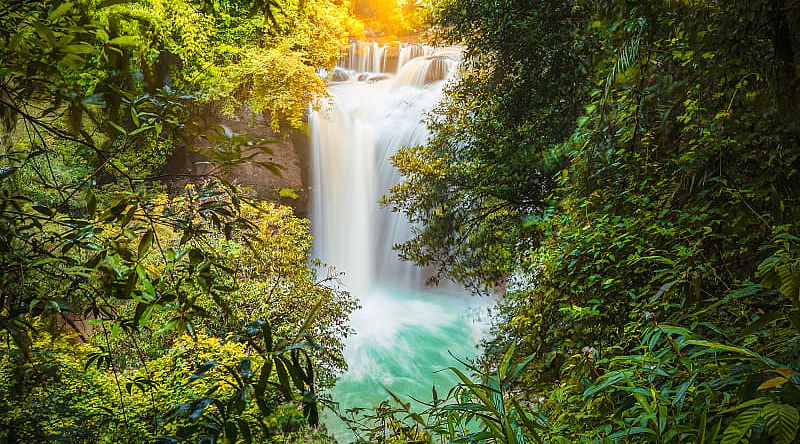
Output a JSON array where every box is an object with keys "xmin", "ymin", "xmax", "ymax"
[
  {"xmin": 334, "ymin": 41, "xmax": 458, "ymax": 78},
  {"xmin": 338, "ymin": 41, "xmax": 387, "ymax": 73},
  {"xmin": 313, "ymin": 43, "xmax": 464, "ymax": 291},
  {"xmin": 395, "ymin": 56, "xmax": 458, "ymax": 88},
  {"xmin": 397, "ymin": 43, "xmax": 432, "ymax": 72},
  {"xmin": 311, "ymin": 70, "xmax": 444, "ymax": 293},
  {"xmin": 311, "ymin": 42, "xmax": 487, "ymax": 442}
]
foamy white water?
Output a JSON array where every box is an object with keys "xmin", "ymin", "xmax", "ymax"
[{"xmin": 311, "ymin": 42, "xmax": 490, "ymax": 442}]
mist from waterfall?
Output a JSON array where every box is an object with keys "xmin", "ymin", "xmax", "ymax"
[{"xmin": 311, "ymin": 42, "xmax": 490, "ymax": 441}]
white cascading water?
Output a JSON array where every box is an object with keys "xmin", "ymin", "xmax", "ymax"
[
  {"xmin": 397, "ymin": 43, "xmax": 433, "ymax": 73},
  {"xmin": 312, "ymin": 42, "xmax": 489, "ymax": 441}
]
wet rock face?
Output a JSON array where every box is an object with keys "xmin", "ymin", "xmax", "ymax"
[
  {"xmin": 367, "ymin": 74, "xmax": 391, "ymax": 83},
  {"xmin": 383, "ymin": 44, "xmax": 401, "ymax": 73},
  {"xmin": 424, "ymin": 57, "xmax": 450, "ymax": 83},
  {"xmin": 330, "ymin": 67, "xmax": 350, "ymax": 82},
  {"xmin": 163, "ymin": 109, "xmax": 312, "ymax": 217}
]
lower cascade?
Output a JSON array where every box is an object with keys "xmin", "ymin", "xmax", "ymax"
[{"xmin": 310, "ymin": 43, "xmax": 489, "ymax": 440}]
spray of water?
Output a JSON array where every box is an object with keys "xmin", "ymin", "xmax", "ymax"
[{"xmin": 311, "ymin": 42, "xmax": 489, "ymax": 442}]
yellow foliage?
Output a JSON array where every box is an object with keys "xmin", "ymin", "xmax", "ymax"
[
  {"xmin": 220, "ymin": 45, "xmax": 328, "ymax": 130},
  {"xmin": 83, "ymin": 0, "xmax": 356, "ymax": 130},
  {"xmin": 350, "ymin": 0, "xmax": 429, "ymax": 35},
  {"xmin": 0, "ymin": 328, "xmax": 315, "ymax": 442}
]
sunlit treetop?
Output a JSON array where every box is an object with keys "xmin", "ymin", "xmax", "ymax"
[{"xmin": 350, "ymin": 0, "xmax": 430, "ymax": 38}]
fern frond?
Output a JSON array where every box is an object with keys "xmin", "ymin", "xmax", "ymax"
[{"xmin": 602, "ymin": 18, "xmax": 646, "ymax": 105}]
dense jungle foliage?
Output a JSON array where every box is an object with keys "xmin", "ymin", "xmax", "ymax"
[
  {"xmin": 0, "ymin": 0, "xmax": 360, "ymax": 442},
  {"xmin": 4, "ymin": 0, "xmax": 800, "ymax": 443},
  {"xmin": 375, "ymin": 0, "xmax": 800, "ymax": 443}
]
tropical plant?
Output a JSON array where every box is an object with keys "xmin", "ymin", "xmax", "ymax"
[
  {"xmin": 0, "ymin": 0, "xmax": 358, "ymax": 442},
  {"xmin": 340, "ymin": 345, "xmax": 546, "ymax": 444},
  {"xmin": 385, "ymin": 0, "xmax": 800, "ymax": 443}
]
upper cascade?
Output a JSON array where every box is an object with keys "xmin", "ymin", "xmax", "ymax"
[
  {"xmin": 394, "ymin": 51, "xmax": 460, "ymax": 88},
  {"xmin": 328, "ymin": 41, "xmax": 461, "ymax": 88}
]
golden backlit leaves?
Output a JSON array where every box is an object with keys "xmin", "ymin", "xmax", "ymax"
[{"xmin": 349, "ymin": 0, "xmax": 428, "ymax": 37}]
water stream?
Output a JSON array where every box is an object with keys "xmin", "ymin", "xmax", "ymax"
[{"xmin": 310, "ymin": 42, "xmax": 490, "ymax": 441}]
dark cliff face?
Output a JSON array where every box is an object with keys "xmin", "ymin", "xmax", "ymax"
[{"xmin": 163, "ymin": 109, "xmax": 313, "ymax": 218}]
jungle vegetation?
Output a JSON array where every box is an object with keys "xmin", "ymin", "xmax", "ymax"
[
  {"xmin": 367, "ymin": 0, "xmax": 800, "ymax": 443},
  {"xmin": 0, "ymin": 0, "xmax": 359, "ymax": 442},
  {"xmin": 3, "ymin": 0, "xmax": 800, "ymax": 443}
]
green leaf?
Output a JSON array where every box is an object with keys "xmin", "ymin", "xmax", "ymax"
[
  {"xmin": 128, "ymin": 125, "xmax": 154, "ymax": 136},
  {"xmin": 721, "ymin": 406, "xmax": 764, "ymax": 444},
  {"xmin": 155, "ymin": 318, "xmax": 181, "ymax": 335},
  {"xmin": 239, "ymin": 358, "xmax": 253, "ymax": 379},
  {"xmin": 133, "ymin": 303, "xmax": 152, "ymax": 327},
  {"xmin": 190, "ymin": 361, "xmax": 219, "ymax": 382},
  {"xmin": 255, "ymin": 358, "xmax": 273, "ymax": 399},
  {"xmin": 49, "ymin": 2, "xmax": 74, "ymax": 21},
  {"xmin": 499, "ymin": 342, "xmax": 515, "ymax": 380},
  {"xmin": 686, "ymin": 340, "xmax": 777, "ymax": 368},
  {"xmin": 188, "ymin": 248, "xmax": 203, "ymax": 265},
  {"xmin": 138, "ymin": 230, "xmax": 154, "ymax": 258},
  {"xmin": 62, "ymin": 43, "xmax": 95, "ymax": 54},
  {"xmin": 32, "ymin": 205, "xmax": 53, "ymax": 216},
  {"xmin": 507, "ymin": 353, "xmax": 537, "ymax": 382},
  {"xmin": 186, "ymin": 320, "xmax": 196, "ymax": 340},
  {"xmin": 107, "ymin": 36, "xmax": 139, "ymax": 47},
  {"xmin": 720, "ymin": 397, "xmax": 771, "ymax": 414},
  {"xmin": 673, "ymin": 372, "xmax": 697, "ymax": 407},
  {"xmin": 296, "ymin": 299, "xmax": 324, "ymax": 337},
  {"xmin": 108, "ymin": 121, "xmax": 127, "ymax": 135},
  {"xmin": 740, "ymin": 311, "xmax": 785, "ymax": 338},
  {"xmin": 583, "ymin": 369, "xmax": 632, "ymax": 397},
  {"xmin": 448, "ymin": 367, "xmax": 496, "ymax": 412},
  {"xmin": 274, "ymin": 357, "xmax": 293, "ymax": 399},
  {"xmin": 607, "ymin": 427, "xmax": 656, "ymax": 439},
  {"xmin": 86, "ymin": 192, "xmax": 97, "ymax": 217},
  {"xmin": 188, "ymin": 398, "xmax": 212, "ymax": 421},
  {"xmin": 286, "ymin": 351, "xmax": 306, "ymax": 389},
  {"xmin": 764, "ymin": 403, "xmax": 799, "ymax": 444}
]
